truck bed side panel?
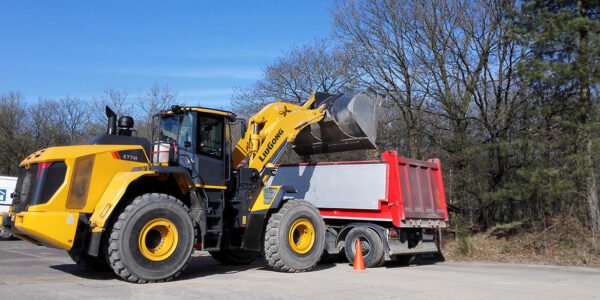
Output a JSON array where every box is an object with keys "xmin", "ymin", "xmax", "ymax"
[{"xmin": 269, "ymin": 162, "xmax": 387, "ymax": 210}]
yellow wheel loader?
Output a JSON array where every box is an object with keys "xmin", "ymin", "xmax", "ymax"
[{"xmin": 1, "ymin": 89, "xmax": 382, "ymax": 283}]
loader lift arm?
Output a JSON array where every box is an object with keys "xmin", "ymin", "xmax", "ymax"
[{"xmin": 232, "ymin": 93, "xmax": 325, "ymax": 173}]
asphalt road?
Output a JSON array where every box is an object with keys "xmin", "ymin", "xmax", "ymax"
[{"xmin": 0, "ymin": 239, "xmax": 598, "ymax": 300}]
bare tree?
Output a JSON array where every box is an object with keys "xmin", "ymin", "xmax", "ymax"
[
  {"xmin": 334, "ymin": 0, "xmax": 427, "ymax": 158},
  {"xmin": 0, "ymin": 92, "xmax": 31, "ymax": 175},
  {"xmin": 136, "ymin": 83, "xmax": 179, "ymax": 140},
  {"xmin": 231, "ymin": 38, "xmax": 360, "ymax": 117}
]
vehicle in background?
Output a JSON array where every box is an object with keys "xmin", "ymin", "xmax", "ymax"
[{"xmin": 0, "ymin": 176, "xmax": 17, "ymax": 239}]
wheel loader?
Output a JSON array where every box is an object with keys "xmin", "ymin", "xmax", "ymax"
[{"xmin": 1, "ymin": 89, "xmax": 382, "ymax": 282}]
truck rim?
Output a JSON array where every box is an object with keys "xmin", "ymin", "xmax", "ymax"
[
  {"xmin": 138, "ymin": 218, "xmax": 179, "ymax": 261},
  {"xmin": 352, "ymin": 237, "xmax": 371, "ymax": 257},
  {"xmin": 288, "ymin": 218, "xmax": 315, "ymax": 254}
]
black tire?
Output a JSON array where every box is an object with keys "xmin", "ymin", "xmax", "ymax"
[
  {"xmin": 68, "ymin": 248, "xmax": 110, "ymax": 272},
  {"xmin": 264, "ymin": 199, "xmax": 326, "ymax": 273},
  {"xmin": 344, "ymin": 227, "xmax": 385, "ymax": 268},
  {"xmin": 392, "ymin": 254, "xmax": 417, "ymax": 266},
  {"xmin": 209, "ymin": 249, "xmax": 260, "ymax": 265},
  {"xmin": 0, "ymin": 229, "xmax": 13, "ymax": 240},
  {"xmin": 106, "ymin": 193, "xmax": 195, "ymax": 283}
]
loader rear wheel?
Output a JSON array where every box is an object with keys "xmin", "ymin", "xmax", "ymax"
[
  {"xmin": 68, "ymin": 248, "xmax": 110, "ymax": 272},
  {"xmin": 209, "ymin": 249, "xmax": 260, "ymax": 265},
  {"xmin": 264, "ymin": 199, "xmax": 325, "ymax": 273},
  {"xmin": 106, "ymin": 193, "xmax": 195, "ymax": 283},
  {"xmin": 344, "ymin": 227, "xmax": 385, "ymax": 268}
]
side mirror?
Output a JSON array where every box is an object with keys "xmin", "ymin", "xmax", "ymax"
[{"xmin": 239, "ymin": 118, "xmax": 247, "ymax": 137}]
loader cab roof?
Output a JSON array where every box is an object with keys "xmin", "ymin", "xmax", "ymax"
[{"xmin": 161, "ymin": 106, "xmax": 237, "ymax": 120}]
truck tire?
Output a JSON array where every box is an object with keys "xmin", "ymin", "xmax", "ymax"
[
  {"xmin": 344, "ymin": 227, "xmax": 385, "ymax": 268},
  {"xmin": 0, "ymin": 228, "xmax": 13, "ymax": 240},
  {"xmin": 106, "ymin": 193, "xmax": 195, "ymax": 283},
  {"xmin": 68, "ymin": 248, "xmax": 110, "ymax": 272},
  {"xmin": 209, "ymin": 249, "xmax": 260, "ymax": 265},
  {"xmin": 264, "ymin": 199, "xmax": 325, "ymax": 273}
]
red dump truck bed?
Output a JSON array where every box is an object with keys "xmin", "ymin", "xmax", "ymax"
[{"xmin": 271, "ymin": 150, "xmax": 448, "ymax": 228}]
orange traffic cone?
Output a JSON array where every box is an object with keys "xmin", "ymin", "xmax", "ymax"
[{"xmin": 352, "ymin": 238, "xmax": 366, "ymax": 272}]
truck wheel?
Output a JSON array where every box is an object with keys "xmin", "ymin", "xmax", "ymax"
[
  {"xmin": 68, "ymin": 248, "xmax": 110, "ymax": 272},
  {"xmin": 264, "ymin": 199, "xmax": 325, "ymax": 273},
  {"xmin": 209, "ymin": 249, "xmax": 260, "ymax": 265},
  {"xmin": 106, "ymin": 193, "xmax": 195, "ymax": 283},
  {"xmin": 344, "ymin": 227, "xmax": 385, "ymax": 268}
]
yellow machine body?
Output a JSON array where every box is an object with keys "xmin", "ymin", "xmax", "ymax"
[
  {"xmin": 8, "ymin": 145, "xmax": 151, "ymax": 250},
  {"xmin": 1, "ymin": 90, "xmax": 381, "ymax": 274}
]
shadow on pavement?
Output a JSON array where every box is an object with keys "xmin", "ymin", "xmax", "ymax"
[
  {"xmin": 177, "ymin": 256, "xmax": 264, "ymax": 281},
  {"xmin": 50, "ymin": 255, "xmax": 276, "ymax": 282},
  {"xmin": 49, "ymin": 264, "xmax": 116, "ymax": 280},
  {"xmin": 49, "ymin": 252, "xmax": 342, "ymax": 282},
  {"xmin": 384, "ymin": 253, "xmax": 446, "ymax": 269}
]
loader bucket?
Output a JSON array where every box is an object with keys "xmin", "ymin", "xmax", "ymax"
[{"xmin": 293, "ymin": 89, "xmax": 383, "ymax": 155}]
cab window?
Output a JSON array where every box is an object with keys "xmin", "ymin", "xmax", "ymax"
[
  {"xmin": 178, "ymin": 113, "xmax": 194, "ymax": 150},
  {"xmin": 159, "ymin": 116, "xmax": 179, "ymax": 143},
  {"xmin": 198, "ymin": 116, "xmax": 223, "ymax": 158}
]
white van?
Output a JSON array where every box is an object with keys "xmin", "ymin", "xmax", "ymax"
[{"xmin": 0, "ymin": 176, "xmax": 17, "ymax": 239}]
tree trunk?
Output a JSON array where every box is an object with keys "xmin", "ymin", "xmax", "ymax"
[{"xmin": 586, "ymin": 139, "xmax": 600, "ymax": 230}]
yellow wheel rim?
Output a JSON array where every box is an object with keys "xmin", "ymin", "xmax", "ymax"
[
  {"xmin": 288, "ymin": 218, "xmax": 315, "ymax": 254},
  {"xmin": 138, "ymin": 218, "xmax": 179, "ymax": 261}
]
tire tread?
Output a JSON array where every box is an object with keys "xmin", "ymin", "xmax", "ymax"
[
  {"xmin": 264, "ymin": 199, "xmax": 324, "ymax": 273},
  {"xmin": 106, "ymin": 193, "xmax": 195, "ymax": 283}
]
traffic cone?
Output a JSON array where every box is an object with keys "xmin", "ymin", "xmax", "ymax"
[{"xmin": 352, "ymin": 238, "xmax": 365, "ymax": 272}]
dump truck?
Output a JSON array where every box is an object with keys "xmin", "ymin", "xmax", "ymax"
[
  {"xmin": 271, "ymin": 152, "xmax": 448, "ymax": 267},
  {"xmin": 1, "ymin": 89, "xmax": 446, "ymax": 282}
]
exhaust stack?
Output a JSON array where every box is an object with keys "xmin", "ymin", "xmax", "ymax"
[
  {"xmin": 292, "ymin": 89, "xmax": 383, "ymax": 155},
  {"xmin": 106, "ymin": 106, "xmax": 117, "ymax": 135}
]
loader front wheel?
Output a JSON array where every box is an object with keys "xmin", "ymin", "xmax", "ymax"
[
  {"xmin": 106, "ymin": 193, "xmax": 195, "ymax": 283},
  {"xmin": 264, "ymin": 199, "xmax": 325, "ymax": 273}
]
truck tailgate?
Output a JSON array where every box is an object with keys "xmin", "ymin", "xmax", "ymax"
[{"xmin": 382, "ymin": 151, "xmax": 448, "ymax": 222}]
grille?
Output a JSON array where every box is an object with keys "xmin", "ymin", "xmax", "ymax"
[{"xmin": 11, "ymin": 162, "xmax": 66, "ymax": 213}]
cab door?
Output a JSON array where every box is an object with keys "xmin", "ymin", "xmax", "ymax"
[{"xmin": 193, "ymin": 114, "xmax": 226, "ymax": 186}]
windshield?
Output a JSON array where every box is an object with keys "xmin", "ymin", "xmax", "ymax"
[
  {"xmin": 159, "ymin": 112, "xmax": 223, "ymax": 157},
  {"xmin": 159, "ymin": 115, "xmax": 180, "ymax": 143}
]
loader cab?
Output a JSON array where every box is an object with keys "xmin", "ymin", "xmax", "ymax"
[{"xmin": 157, "ymin": 107, "xmax": 239, "ymax": 187}]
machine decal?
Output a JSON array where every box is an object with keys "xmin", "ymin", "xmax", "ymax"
[
  {"xmin": 258, "ymin": 128, "xmax": 284, "ymax": 162},
  {"xmin": 0, "ymin": 189, "xmax": 5, "ymax": 202},
  {"xmin": 112, "ymin": 150, "xmax": 147, "ymax": 163},
  {"xmin": 66, "ymin": 214, "xmax": 74, "ymax": 225}
]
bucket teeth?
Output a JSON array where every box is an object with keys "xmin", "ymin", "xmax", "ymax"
[{"xmin": 293, "ymin": 89, "xmax": 383, "ymax": 156}]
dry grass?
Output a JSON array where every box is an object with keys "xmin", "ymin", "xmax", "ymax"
[{"xmin": 442, "ymin": 218, "xmax": 600, "ymax": 267}]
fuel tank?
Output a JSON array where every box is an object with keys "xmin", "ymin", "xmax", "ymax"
[{"xmin": 292, "ymin": 88, "xmax": 383, "ymax": 155}]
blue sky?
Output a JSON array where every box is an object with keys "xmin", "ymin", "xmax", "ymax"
[{"xmin": 0, "ymin": 1, "xmax": 334, "ymax": 108}]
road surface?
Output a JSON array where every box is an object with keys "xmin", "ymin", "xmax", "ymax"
[{"xmin": 0, "ymin": 240, "xmax": 598, "ymax": 299}]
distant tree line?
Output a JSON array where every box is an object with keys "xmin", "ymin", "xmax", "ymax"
[
  {"xmin": 0, "ymin": 0, "xmax": 597, "ymax": 231},
  {"xmin": 0, "ymin": 84, "xmax": 179, "ymax": 176},
  {"xmin": 232, "ymin": 0, "xmax": 600, "ymax": 230}
]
